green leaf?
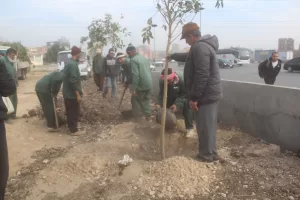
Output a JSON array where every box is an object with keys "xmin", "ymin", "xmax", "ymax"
[
  {"xmin": 147, "ymin": 17, "xmax": 153, "ymax": 25},
  {"xmin": 162, "ymin": 25, "xmax": 167, "ymax": 31},
  {"xmin": 143, "ymin": 37, "xmax": 147, "ymax": 44},
  {"xmin": 157, "ymin": 3, "xmax": 161, "ymax": 10}
]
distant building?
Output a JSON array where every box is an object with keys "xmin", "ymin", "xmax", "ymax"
[
  {"xmin": 278, "ymin": 38, "xmax": 294, "ymax": 51},
  {"xmin": 28, "ymin": 46, "xmax": 47, "ymax": 66}
]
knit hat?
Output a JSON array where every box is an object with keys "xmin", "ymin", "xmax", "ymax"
[
  {"xmin": 71, "ymin": 46, "xmax": 81, "ymax": 56},
  {"xmin": 116, "ymin": 53, "xmax": 126, "ymax": 59},
  {"xmin": 180, "ymin": 22, "xmax": 200, "ymax": 39},
  {"xmin": 109, "ymin": 48, "xmax": 115, "ymax": 54},
  {"xmin": 126, "ymin": 43, "xmax": 136, "ymax": 53},
  {"xmin": 160, "ymin": 68, "xmax": 175, "ymax": 81}
]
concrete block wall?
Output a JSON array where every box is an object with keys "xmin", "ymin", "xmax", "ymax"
[{"xmin": 151, "ymin": 72, "xmax": 300, "ymax": 152}]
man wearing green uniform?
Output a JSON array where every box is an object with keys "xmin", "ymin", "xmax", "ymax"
[
  {"xmin": 35, "ymin": 71, "xmax": 63, "ymax": 131},
  {"xmin": 62, "ymin": 46, "xmax": 83, "ymax": 136},
  {"xmin": 92, "ymin": 48, "xmax": 105, "ymax": 91},
  {"xmin": 126, "ymin": 45, "xmax": 152, "ymax": 119},
  {"xmin": 157, "ymin": 68, "xmax": 195, "ymax": 137},
  {"xmin": 0, "ymin": 48, "xmax": 18, "ymax": 123}
]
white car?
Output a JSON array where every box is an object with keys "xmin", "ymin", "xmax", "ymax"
[{"xmin": 57, "ymin": 50, "xmax": 90, "ymax": 79}]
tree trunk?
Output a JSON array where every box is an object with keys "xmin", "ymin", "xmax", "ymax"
[{"xmin": 160, "ymin": 26, "xmax": 172, "ymax": 160}]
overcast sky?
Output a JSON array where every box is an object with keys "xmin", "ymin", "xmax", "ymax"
[{"xmin": 0, "ymin": 0, "xmax": 299, "ymax": 52}]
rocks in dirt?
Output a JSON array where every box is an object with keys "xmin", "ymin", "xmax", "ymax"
[
  {"xmin": 118, "ymin": 155, "xmax": 133, "ymax": 167},
  {"xmin": 42, "ymin": 159, "xmax": 50, "ymax": 164},
  {"xmin": 22, "ymin": 114, "xmax": 29, "ymax": 118},
  {"xmin": 133, "ymin": 156, "xmax": 216, "ymax": 198},
  {"xmin": 288, "ymin": 196, "xmax": 295, "ymax": 200},
  {"xmin": 219, "ymin": 193, "xmax": 227, "ymax": 198},
  {"xmin": 28, "ymin": 109, "xmax": 37, "ymax": 117}
]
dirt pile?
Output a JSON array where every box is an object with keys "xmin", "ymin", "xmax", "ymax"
[{"xmin": 132, "ymin": 156, "xmax": 217, "ymax": 199}]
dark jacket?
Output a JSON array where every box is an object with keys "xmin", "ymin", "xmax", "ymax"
[
  {"xmin": 0, "ymin": 61, "xmax": 17, "ymax": 120},
  {"xmin": 258, "ymin": 58, "xmax": 282, "ymax": 78},
  {"xmin": 103, "ymin": 55, "xmax": 118, "ymax": 77},
  {"xmin": 92, "ymin": 55, "xmax": 105, "ymax": 74},
  {"xmin": 35, "ymin": 71, "xmax": 63, "ymax": 96},
  {"xmin": 171, "ymin": 34, "xmax": 221, "ymax": 105},
  {"xmin": 158, "ymin": 71, "xmax": 186, "ymax": 107}
]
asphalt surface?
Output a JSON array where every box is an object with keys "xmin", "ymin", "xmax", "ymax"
[{"xmin": 158, "ymin": 63, "xmax": 300, "ymax": 89}]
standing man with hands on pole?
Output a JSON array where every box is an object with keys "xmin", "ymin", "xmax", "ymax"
[
  {"xmin": 63, "ymin": 46, "xmax": 84, "ymax": 136},
  {"xmin": 169, "ymin": 22, "xmax": 222, "ymax": 163}
]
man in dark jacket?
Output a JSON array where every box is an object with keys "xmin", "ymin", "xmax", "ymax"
[
  {"xmin": 169, "ymin": 22, "xmax": 222, "ymax": 162},
  {"xmin": 103, "ymin": 48, "xmax": 118, "ymax": 98},
  {"xmin": 0, "ymin": 61, "xmax": 16, "ymax": 200},
  {"xmin": 35, "ymin": 71, "xmax": 63, "ymax": 131},
  {"xmin": 0, "ymin": 48, "xmax": 18, "ymax": 123},
  {"xmin": 63, "ymin": 46, "xmax": 84, "ymax": 136},
  {"xmin": 156, "ymin": 68, "xmax": 194, "ymax": 136},
  {"xmin": 258, "ymin": 52, "xmax": 281, "ymax": 85},
  {"xmin": 92, "ymin": 49, "xmax": 105, "ymax": 91}
]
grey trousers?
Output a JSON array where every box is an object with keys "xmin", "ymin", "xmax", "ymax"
[{"xmin": 195, "ymin": 101, "xmax": 219, "ymax": 159}]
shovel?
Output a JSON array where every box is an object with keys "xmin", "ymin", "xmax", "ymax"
[
  {"xmin": 118, "ymin": 86, "xmax": 128, "ymax": 109},
  {"xmin": 52, "ymin": 96, "xmax": 59, "ymax": 129}
]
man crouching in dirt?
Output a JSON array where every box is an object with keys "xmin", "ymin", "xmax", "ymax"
[
  {"xmin": 0, "ymin": 60, "xmax": 17, "ymax": 200},
  {"xmin": 126, "ymin": 44, "xmax": 152, "ymax": 120},
  {"xmin": 156, "ymin": 68, "xmax": 195, "ymax": 137},
  {"xmin": 35, "ymin": 71, "xmax": 63, "ymax": 132},
  {"xmin": 62, "ymin": 46, "xmax": 84, "ymax": 136}
]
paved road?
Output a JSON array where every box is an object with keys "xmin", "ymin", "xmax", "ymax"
[{"xmin": 157, "ymin": 63, "xmax": 300, "ymax": 88}]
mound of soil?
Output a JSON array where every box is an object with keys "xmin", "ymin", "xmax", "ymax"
[{"xmin": 133, "ymin": 156, "xmax": 217, "ymax": 199}]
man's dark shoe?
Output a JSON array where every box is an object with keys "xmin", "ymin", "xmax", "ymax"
[
  {"xmin": 195, "ymin": 154, "xmax": 214, "ymax": 163},
  {"xmin": 213, "ymin": 155, "xmax": 226, "ymax": 163}
]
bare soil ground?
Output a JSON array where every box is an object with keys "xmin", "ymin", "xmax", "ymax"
[{"xmin": 4, "ymin": 72, "xmax": 300, "ymax": 200}]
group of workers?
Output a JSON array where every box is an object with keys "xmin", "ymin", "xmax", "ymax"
[{"xmin": 0, "ymin": 20, "xmax": 287, "ymax": 200}]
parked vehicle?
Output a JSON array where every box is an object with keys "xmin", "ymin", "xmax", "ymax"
[
  {"xmin": 154, "ymin": 61, "xmax": 164, "ymax": 68},
  {"xmin": 283, "ymin": 57, "xmax": 300, "ymax": 72},
  {"xmin": 178, "ymin": 62, "xmax": 185, "ymax": 67},
  {"xmin": 0, "ymin": 46, "xmax": 31, "ymax": 80},
  {"xmin": 149, "ymin": 60, "xmax": 156, "ymax": 71},
  {"xmin": 254, "ymin": 49, "xmax": 276, "ymax": 63},
  {"xmin": 217, "ymin": 58, "xmax": 234, "ymax": 68},
  {"xmin": 57, "ymin": 50, "xmax": 90, "ymax": 79}
]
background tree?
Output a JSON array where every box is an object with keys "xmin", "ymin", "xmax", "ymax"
[
  {"xmin": 144, "ymin": 0, "xmax": 224, "ymax": 159},
  {"xmin": 44, "ymin": 38, "xmax": 70, "ymax": 63},
  {"xmin": 1, "ymin": 41, "xmax": 30, "ymax": 62},
  {"xmin": 81, "ymin": 13, "xmax": 131, "ymax": 56}
]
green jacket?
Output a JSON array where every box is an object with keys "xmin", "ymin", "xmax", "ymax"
[
  {"xmin": 121, "ymin": 57, "xmax": 132, "ymax": 84},
  {"xmin": 62, "ymin": 59, "xmax": 83, "ymax": 99},
  {"xmin": 158, "ymin": 71, "xmax": 187, "ymax": 107},
  {"xmin": 35, "ymin": 71, "xmax": 63, "ymax": 95},
  {"xmin": 92, "ymin": 55, "xmax": 104, "ymax": 74},
  {"xmin": 0, "ymin": 56, "xmax": 17, "ymax": 84},
  {"xmin": 130, "ymin": 53, "xmax": 152, "ymax": 91}
]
